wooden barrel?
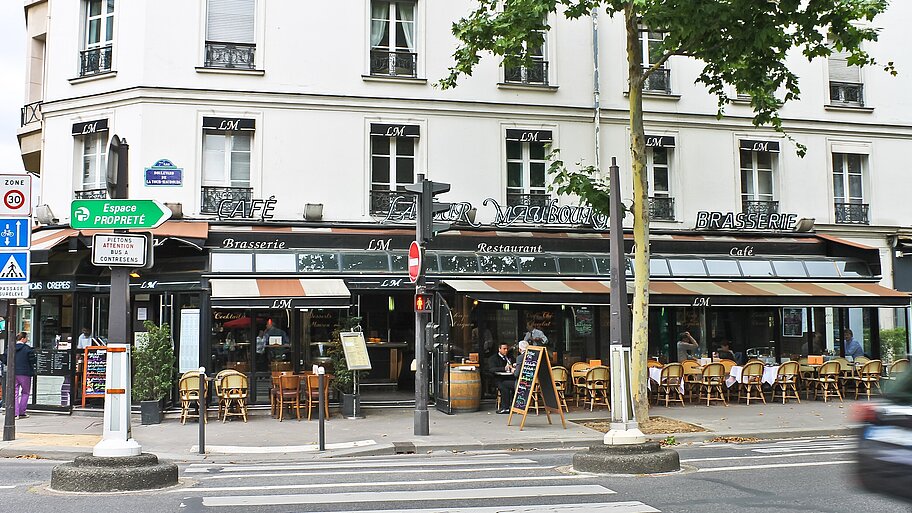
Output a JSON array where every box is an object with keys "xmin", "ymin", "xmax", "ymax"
[{"xmin": 448, "ymin": 367, "xmax": 481, "ymax": 412}]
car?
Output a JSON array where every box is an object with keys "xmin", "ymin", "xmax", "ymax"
[{"xmin": 853, "ymin": 369, "xmax": 912, "ymax": 502}]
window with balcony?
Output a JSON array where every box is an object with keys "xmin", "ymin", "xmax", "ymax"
[
  {"xmin": 80, "ymin": 0, "xmax": 114, "ymax": 77},
  {"xmin": 505, "ymin": 129, "xmax": 551, "ymax": 208},
  {"xmin": 646, "ymin": 136, "xmax": 675, "ymax": 220},
  {"xmin": 76, "ymin": 132, "xmax": 107, "ymax": 199},
  {"xmin": 503, "ymin": 31, "xmax": 549, "ymax": 86},
  {"xmin": 205, "ymin": 0, "xmax": 256, "ymax": 70},
  {"xmin": 739, "ymin": 140, "xmax": 779, "ymax": 215},
  {"xmin": 638, "ymin": 28, "xmax": 670, "ymax": 94},
  {"xmin": 828, "ymin": 39, "xmax": 864, "ymax": 107},
  {"xmin": 833, "ymin": 152, "xmax": 869, "ymax": 224},
  {"xmin": 370, "ymin": 124, "xmax": 418, "ymax": 215},
  {"xmin": 370, "ymin": 1, "xmax": 417, "ymax": 78},
  {"xmin": 201, "ymin": 117, "xmax": 254, "ymax": 213}
]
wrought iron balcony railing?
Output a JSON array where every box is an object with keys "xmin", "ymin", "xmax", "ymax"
[
  {"xmin": 649, "ymin": 196, "xmax": 675, "ymax": 221},
  {"xmin": 506, "ymin": 192, "xmax": 551, "ymax": 209},
  {"xmin": 21, "ymin": 101, "xmax": 42, "ymax": 127},
  {"xmin": 369, "ymin": 50, "xmax": 418, "ymax": 78},
  {"xmin": 742, "ymin": 199, "xmax": 779, "ymax": 215},
  {"xmin": 75, "ymin": 188, "xmax": 107, "ymax": 200},
  {"xmin": 834, "ymin": 202, "xmax": 870, "ymax": 224},
  {"xmin": 370, "ymin": 189, "xmax": 414, "ymax": 216},
  {"xmin": 205, "ymin": 42, "xmax": 256, "ymax": 70},
  {"xmin": 829, "ymin": 81, "xmax": 864, "ymax": 106},
  {"xmin": 504, "ymin": 60, "xmax": 549, "ymax": 85},
  {"xmin": 201, "ymin": 186, "xmax": 253, "ymax": 214},
  {"xmin": 79, "ymin": 45, "xmax": 113, "ymax": 77},
  {"xmin": 643, "ymin": 67, "xmax": 671, "ymax": 94}
]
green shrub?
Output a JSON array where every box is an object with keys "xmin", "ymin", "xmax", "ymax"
[{"xmin": 133, "ymin": 321, "xmax": 176, "ymax": 402}]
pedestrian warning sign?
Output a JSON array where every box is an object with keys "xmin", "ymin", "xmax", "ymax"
[{"xmin": 0, "ymin": 252, "xmax": 29, "ymax": 282}]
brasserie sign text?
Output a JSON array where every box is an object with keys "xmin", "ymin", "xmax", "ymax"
[{"xmin": 695, "ymin": 211, "xmax": 798, "ymax": 231}]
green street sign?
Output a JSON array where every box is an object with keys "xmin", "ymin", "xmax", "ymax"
[{"xmin": 70, "ymin": 199, "xmax": 172, "ymax": 229}]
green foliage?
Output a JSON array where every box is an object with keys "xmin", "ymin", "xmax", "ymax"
[
  {"xmin": 547, "ymin": 149, "xmax": 617, "ymax": 218},
  {"xmin": 133, "ymin": 321, "xmax": 176, "ymax": 402},
  {"xmin": 327, "ymin": 316, "xmax": 363, "ymax": 395},
  {"xmin": 880, "ymin": 328, "xmax": 908, "ymax": 364}
]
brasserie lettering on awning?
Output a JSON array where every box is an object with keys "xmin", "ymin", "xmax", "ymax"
[
  {"xmin": 739, "ymin": 139, "xmax": 780, "ymax": 153},
  {"xmin": 202, "ymin": 117, "xmax": 256, "ymax": 132},
  {"xmin": 645, "ymin": 135, "xmax": 676, "ymax": 148},
  {"xmin": 505, "ymin": 129, "xmax": 553, "ymax": 143},
  {"xmin": 71, "ymin": 119, "xmax": 109, "ymax": 136},
  {"xmin": 370, "ymin": 123, "xmax": 420, "ymax": 138}
]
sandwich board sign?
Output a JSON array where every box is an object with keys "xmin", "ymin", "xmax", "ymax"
[{"xmin": 507, "ymin": 345, "xmax": 566, "ymax": 431}]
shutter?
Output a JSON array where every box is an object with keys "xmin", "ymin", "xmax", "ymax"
[
  {"xmin": 828, "ymin": 48, "xmax": 861, "ymax": 83},
  {"xmin": 207, "ymin": 0, "xmax": 256, "ymax": 44}
]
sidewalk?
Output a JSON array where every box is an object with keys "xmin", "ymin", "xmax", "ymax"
[{"xmin": 0, "ymin": 399, "xmax": 858, "ymax": 462}]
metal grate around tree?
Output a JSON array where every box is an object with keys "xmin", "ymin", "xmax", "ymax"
[
  {"xmin": 205, "ymin": 42, "xmax": 256, "ymax": 70},
  {"xmin": 834, "ymin": 202, "xmax": 869, "ymax": 224},
  {"xmin": 201, "ymin": 186, "xmax": 253, "ymax": 214}
]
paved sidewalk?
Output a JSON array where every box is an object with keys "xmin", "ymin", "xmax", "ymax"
[{"xmin": 0, "ymin": 398, "xmax": 860, "ymax": 462}]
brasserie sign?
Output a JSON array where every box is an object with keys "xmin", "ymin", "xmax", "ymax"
[{"xmin": 695, "ymin": 211, "xmax": 798, "ymax": 231}]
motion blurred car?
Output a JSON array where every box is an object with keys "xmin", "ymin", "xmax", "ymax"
[{"xmin": 853, "ymin": 369, "xmax": 912, "ymax": 502}]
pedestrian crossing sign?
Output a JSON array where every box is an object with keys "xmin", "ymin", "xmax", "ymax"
[{"xmin": 0, "ymin": 252, "xmax": 29, "ymax": 282}]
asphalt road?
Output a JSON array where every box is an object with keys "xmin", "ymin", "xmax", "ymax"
[{"xmin": 0, "ymin": 436, "xmax": 907, "ymax": 512}]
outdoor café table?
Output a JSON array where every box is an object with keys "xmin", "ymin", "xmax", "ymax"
[
  {"xmin": 647, "ymin": 366, "xmax": 685, "ymax": 394},
  {"xmin": 725, "ymin": 365, "xmax": 780, "ymax": 388}
]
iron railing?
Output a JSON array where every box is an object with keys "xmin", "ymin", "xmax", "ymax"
[
  {"xmin": 369, "ymin": 50, "xmax": 418, "ymax": 78},
  {"xmin": 504, "ymin": 60, "xmax": 549, "ymax": 85},
  {"xmin": 649, "ymin": 196, "xmax": 675, "ymax": 221},
  {"xmin": 75, "ymin": 188, "xmax": 107, "ymax": 200},
  {"xmin": 20, "ymin": 101, "xmax": 42, "ymax": 127},
  {"xmin": 506, "ymin": 192, "xmax": 551, "ymax": 209},
  {"xmin": 834, "ymin": 202, "xmax": 870, "ymax": 224},
  {"xmin": 201, "ymin": 186, "xmax": 253, "ymax": 214},
  {"xmin": 205, "ymin": 42, "xmax": 256, "ymax": 70},
  {"xmin": 643, "ymin": 67, "xmax": 671, "ymax": 94},
  {"xmin": 370, "ymin": 189, "xmax": 414, "ymax": 216},
  {"xmin": 79, "ymin": 45, "xmax": 113, "ymax": 77},
  {"xmin": 742, "ymin": 199, "xmax": 779, "ymax": 215},
  {"xmin": 829, "ymin": 81, "xmax": 864, "ymax": 106}
]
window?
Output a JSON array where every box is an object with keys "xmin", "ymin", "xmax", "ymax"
[
  {"xmin": 833, "ymin": 153, "xmax": 868, "ymax": 224},
  {"xmin": 504, "ymin": 31, "xmax": 548, "ymax": 85},
  {"xmin": 739, "ymin": 143, "xmax": 777, "ymax": 214},
  {"xmin": 79, "ymin": 132, "xmax": 107, "ymax": 197},
  {"xmin": 201, "ymin": 117, "xmax": 254, "ymax": 214},
  {"xmin": 638, "ymin": 29, "xmax": 669, "ymax": 93},
  {"xmin": 205, "ymin": 0, "xmax": 256, "ymax": 70},
  {"xmin": 370, "ymin": 1, "xmax": 417, "ymax": 77},
  {"xmin": 370, "ymin": 124, "xmax": 417, "ymax": 214},
  {"xmin": 81, "ymin": 0, "xmax": 115, "ymax": 76},
  {"xmin": 772, "ymin": 260, "xmax": 807, "ymax": 278},
  {"xmin": 646, "ymin": 137, "xmax": 675, "ymax": 220},
  {"xmin": 506, "ymin": 130, "xmax": 551, "ymax": 208},
  {"xmin": 558, "ymin": 257, "xmax": 595, "ymax": 275},
  {"xmin": 668, "ymin": 259, "xmax": 707, "ymax": 277},
  {"xmin": 828, "ymin": 40, "xmax": 864, "ymax": 106}
]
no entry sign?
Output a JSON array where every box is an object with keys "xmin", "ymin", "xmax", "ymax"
[{"xmin": 408, "ymin": 241, "xmax": 422, "ymax": 283}]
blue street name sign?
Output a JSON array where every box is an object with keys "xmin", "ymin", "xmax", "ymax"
[
  {"xmin": 0, "ymin": 251, "xmax": 29, "ymax": 283},
  {"xmin": 0, "ymin": 217, "xmax": 31, "ymax": 249}
]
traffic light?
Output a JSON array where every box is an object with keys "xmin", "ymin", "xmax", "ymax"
[
  {"xmin": 415, "ymin": 293, "xmax": 433, "ymax": 312},
  {"xmin": 404, "ymin": 175, "xmax": 451, "ymax": 243}
]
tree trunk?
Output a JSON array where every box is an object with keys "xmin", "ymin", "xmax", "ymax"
[{"xmin": 625, "ymin": 5, "xmax": 650, "ymax": 422}]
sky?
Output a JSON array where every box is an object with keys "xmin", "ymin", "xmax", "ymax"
[{"xmin": 0, "ymin": 2, "xmax": 27, "ymax": 175}]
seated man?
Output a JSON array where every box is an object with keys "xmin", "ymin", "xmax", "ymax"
[
  {"xmin": 717, "ymin": 340, "xmax": 736, "ymax": 361},
  {"xmin": 487, "ymin": 343, "xmax": 515, "ymax": 414}
]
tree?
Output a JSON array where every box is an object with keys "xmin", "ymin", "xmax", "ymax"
[{"xmin": 440, "ymin": 0, "xmax": 891, "ymax": 420}]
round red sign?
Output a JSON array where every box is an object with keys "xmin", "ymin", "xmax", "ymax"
[
  {"xmin": 408, "ymin": 241, "xmax": 422, "ymax": 283},
  {"xmin": 3, "ymin": 190, "xmax": 25, "ymax": 210}
]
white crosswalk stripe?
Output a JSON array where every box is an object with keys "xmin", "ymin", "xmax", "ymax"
[{"xmin": 179, "ymin": 454, "xmax": 661, "ymax": 512}]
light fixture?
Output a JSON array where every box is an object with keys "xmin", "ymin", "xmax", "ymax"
[
  {"xmin": 502, "ymin": 303, "xmax": 510, "ymax": 311},
  {"xmin": 35, "ymin": 204, "xmax": 58, "ymax": 225},
  {"xmin": 472, "ymin": 299, "xmax": 479, "ymax": 306},
  {"xmin": 388, "ymin": 296, "xmax": 395, "ymax": 312},
  {"xmin": 794, "ymin": 217, "xmax": 815, "ymax": 232},
  {"xmin": 130, "ymin": 271, "xmax": 141, "ymax": 278}
]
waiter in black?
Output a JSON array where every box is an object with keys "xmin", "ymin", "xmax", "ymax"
[{"xmin": 487, "ymin": 343, "xmax": 515, "ymax": 414}]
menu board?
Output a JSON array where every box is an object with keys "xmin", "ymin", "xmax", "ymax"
[
  {"xmin": 507, "ymin": 345, "xmax": 566, "ymax": 431},
  {"xmin": 179, "ymin": 309, "xmax": 200, "ymax": 373},
  {"xmin": 82, "ymin": 347, "xmax": 107, "ymax": 406},
  {"xmin": 340, "ymin": 331, "xmax": 372, "ymax": 371},
  {"xmin": 35, "ymin": 349, "xmax": 72, "ymax": 376}
]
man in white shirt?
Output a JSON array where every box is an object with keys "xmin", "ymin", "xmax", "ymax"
[{"xmin": 77, "ymin": 327, "xmax": 92, "ymax": 349}]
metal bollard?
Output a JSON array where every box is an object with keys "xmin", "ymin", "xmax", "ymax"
[
  {"xmin": 199, "ymin": 367, "xmax": 206, "ymax": 455},
  {"xmin": 318, "ymin": 366, "xmax": 326, "ymax": 451}
]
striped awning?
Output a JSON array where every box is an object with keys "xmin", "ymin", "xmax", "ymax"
[
  {"xmin": 210, "ymin": 278, "xmax": 351, "ymax": 309},
  {"xmin": 441, "ymin": 279, "xmax": 910, "ymax": 307}
]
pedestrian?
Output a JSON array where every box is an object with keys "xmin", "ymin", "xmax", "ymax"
[
  {"xmin": 0, "ymin": 332, "xmax": 36, "ymax": 419},
  {"xmin": 77, "ymin": 327, "xmax": 93, "ymax": 349},
  {"xmin": 843, "ymin": 329, "xmax": 864, "ymax": 359}
]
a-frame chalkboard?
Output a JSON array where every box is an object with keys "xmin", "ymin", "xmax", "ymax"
[{"xmin": 507, "ymin": 345, "xmax": 567, "ymax": 430}]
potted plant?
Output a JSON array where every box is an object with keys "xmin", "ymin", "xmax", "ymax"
[
  {"xmin": 133, "ymin": 321, "xmax": 176, "ymax": 425},
  {"xmin": 328, "ymin": 317, "xmax": 363, "ymax": 418}
]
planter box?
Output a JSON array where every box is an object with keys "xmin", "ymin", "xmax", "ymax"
[
  {"xmin": 140, "ymin": 400, "xmax": 163, "ymax": 425},
  {"xmin": 341, "ymin": 393, "xmax": 362, "ymax": 418}
]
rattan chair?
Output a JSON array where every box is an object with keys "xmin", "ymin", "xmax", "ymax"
[
  {"xmin": 647, "ymin": 360, "xmax": 664, "ymax": 368},
  {"xmin": 699, "ymin": 362, "xmax": 728, "ymax": 406},
  {"xmin": 178, "ymin": 373, "xmax": 207, "ymax": 425},
  {"xmin": 810, "ymin": 360, "xmax": 843, "ymax": 402},
  {"xmin": 656, "ymin": 363, "xmax": 686, "ymax": 407},
  {"xmin": 570, "ymin": 361, "xmax": 589, "ymax": 407},
  {"xmin": 888, "ymin": 359, "xmax": 910, "ymax": 380},
  {"xmin": 584, "ymin": 366, "xmax": 610, "ymax": 411},
  {"xmin": 719, "ymin": 359, "xmax": 737, "ymax": 375},
  {"xmin": 737, "ymin": 361, "xmax": 766, "ymax": 405},
  {"xmin": 681, "ymin": 359, "xmax": 702, "ymax": 402},
  {"xmin": 551, "ymin": 366, "xmax": 570, "ymax": 412},
  {"xmin": 214, "ymin": 369, "xmax": 242, "ymax": 419},
  {"xmin": 851, "ymin": 359, "xmax": 883, "ymax": 400},
  {"xmin": 771, "ymin": 361, "xmax": 801, "ymax": 404},
  {"xmin": 220, "ymin": 372, "xmax": 249, "ymax": 422},
  {"xmin": 276, "ymin": 374, "xmax": 302, "ymax": 421}
]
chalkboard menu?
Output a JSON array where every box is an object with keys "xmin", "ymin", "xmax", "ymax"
[
  {"xmin": 82, "ymin": 346, "xmax": 107, "ymax": 406},
  {"xmin": 35, "ymin": 349, "xmax": 71, "ymax": 376},
  {"xmin": 507, "ymin": 345, "xmax": 566, "ymax": 430}
]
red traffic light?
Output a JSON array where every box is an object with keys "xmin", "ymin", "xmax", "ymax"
[{"xmin": 415, "ymin": 293, "xmax": 433, "ymax": 312}]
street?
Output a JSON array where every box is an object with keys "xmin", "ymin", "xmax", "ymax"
[{"xmin": 0, "ymin": 436, "xmax": 907, "ymax": 512}]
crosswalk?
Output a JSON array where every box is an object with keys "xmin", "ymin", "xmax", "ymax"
[
  {"xmin": 177, "ymin": 452, "xmax": 661, "ymax": 512},
  {"xmin": 681, "ymin": 436, "xmax": 855, "ymax": 474}
]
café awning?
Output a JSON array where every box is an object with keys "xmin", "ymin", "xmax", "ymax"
[
  {"xmin": 210, "ymin": 278, "xmax": 351, "ymax": 309},
  {"xmin": 441, "ymin": 279, "xmax": 910, "ymax": 308}
]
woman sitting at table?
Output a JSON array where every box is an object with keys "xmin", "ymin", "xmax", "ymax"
[{"xmin": 717, "ymin": 340, "xmax": 736, "ymax": 361}]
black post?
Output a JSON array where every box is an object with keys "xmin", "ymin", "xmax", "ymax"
[
  {"xmin": 108, "ymin": 138, "xmax": 131, "ymax": 347},
  {"xmin": 414, "ymin": 173, "xmax": 429, "ymax": 436},
  {"xmin": 3, "ymin": 301, "xmax": 16, "ymax": 441},
  {"xmin": 608, "ymin": 157, "xmax": 631, "ymax": 347},
  {"xmin": 318, "ymin": 370, "xmax": 325, "ymax": 451},
  {"xmin": 198, "ymin": 367, "xmax": 205, "ymax": 454}
]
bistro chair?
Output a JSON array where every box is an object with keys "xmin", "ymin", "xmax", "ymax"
[
  {"xmin": 270, "ymin": 371, "xmax": 295, "ymax": 417},
  {"xmin": 276, "ymin": 374, "xmax": 302, "ymax": 421},
  {"xmin": 656, "ymin": 363, "xmax": 686, "ymax": 407},
  {"xmin": 855, "ymin": 356, "xmax": 871, "ymax": 365},
  {"xmin": 584, "ymin": 366, "xmax": 610, "ymax": 412},
  {"xmin": 719, "ymin": 359, "xmax": 737, "ymax": 375},
  {"xmin": 699, "ymin": 362, "xmax": 728, "ymax": 406},
  {"xmin": 851, "ymin": 360, "xmax": 883, "ymax": 400},
  {"xmin": 737, "ymin": 361, "xmax": 766, "ymax": 405},
  {"xmin": 771, "ymin": 361, "xmax": 801, "ymax": 404},
  {"xmin": 214, "ymin": 369, "xmax": 241, "ymax": 419},
  {"xmin": 220, "ymin": 372, "xmax": 249, "ymax": 422},
  {"xmin": 888, "ymin": 359, "xmax": 910, "ymax": 380},
  {"xmin": 178, "ymin": 372, "xmax": 207, "ymax": 425},
  {"xmin": 570, "ymin": 361, "xmax": 590, "ymax": 407},
  {"xmin": 529, "ymin": 383, "xmax": 546, "ymax": 415},
  {"xmin": 681, "ymin": 360, "xmax": 702, "ymax": 402},
  {"xmin": 810, "ymin": 360, "xmax": 843, "ymax": 402},
  {"xmin": 551, "ymin": 366, "xmax": 570, "ymax": 412},
  {"xmin": 647, "ymin": 360, "xmax": 664, "ymax": 369},
  {"xmin": 304, "ymin": 373, "xmax": 331, "ymax": 420}
]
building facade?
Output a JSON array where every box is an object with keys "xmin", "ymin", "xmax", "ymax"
[{"xmin": 15, "ymin": 0, "xmax": 912, "ymax": 410}]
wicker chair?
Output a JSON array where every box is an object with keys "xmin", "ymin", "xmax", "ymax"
[
  {"xmin": 699, "ymin": 363, "xmax": 728, "ymax": 406},
  {"xmin": 737, "ymin": 361, "xmax": 766, "ymax": 405},
  {"xmin": 647, "ymin": 360, "xmax": 664, "ymax": 368},
  {"xmin": 888, "ymin": 359, "xmax": 910, "ymax": 380},
  {"xmin": 584, "ymin": 366, "xmax": 610, "ymax": 412},
  {"xmin": 570, "ymin": 361, "xmax": 590, "ymax": 407},
  {"xmin": 851, "ymin": 359, "xmax": 883, "ymax": 400},
  {"xmin": 551, "ymin": 366, "xmax": 570, "ymax": 412},
  {"xmin": 220, "ymin": 372, "xmax": 249, "ymax": 422},
  {"xmin": 681, "ymin": 360, "xmax": 702, "ymax": 402},
  {"xmin": 214, "ymin": 369, "xmax": 242, "ymax": 419},
  {"xmin": 656, "ymin": 363, "xmax": 685, "ymax": 407},
  {"xmin": 771, "ymin": 361, "xmax": 801, "ymax": 404},
  {"xmin": 178, "ymin": 373, "xmax": 207, "ymax": 425},
  {"xmin": 810, "ymin": 361, "xmax": 843, "ymax": 402}
]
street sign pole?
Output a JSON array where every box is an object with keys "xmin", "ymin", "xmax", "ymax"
[{"xmin": 3, "ymin": 302, "xmax": 15, "ymax": 441}]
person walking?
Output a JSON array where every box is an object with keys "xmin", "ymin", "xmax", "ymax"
[{"xmin": 0, "ymin": 332, "xmax": 36, "ymax": 419}]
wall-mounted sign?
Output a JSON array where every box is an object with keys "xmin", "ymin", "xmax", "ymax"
[
  {"xmin": 739, "ymin": 139, "xmax": 780, "ymax": 153},
  {"xmin": 695, "ymin": 211, "xmax": 798, "ymax": 231},
  {"xmin": 729, "ymin": 246, "xmax": 755, "ymax": 256},
  {"xmin": 221, "ymin": 237, "xmax": 287, "ymax": 249},
  {"xmin": 505, "ymin": 129, "xmax": 553, "ymax": 143},
  {"xmin": 71, "ymin": 119, "xmax": 109, "ymax": 136},
  {"xmin": 29, "ymin": 280, "xmax": 74, "ymax": 291},
  {"xmin": 217, "ymin": 196, "xmax": 277, "ymax": 221},
  {"xmin": 645, "ymin": 135, "xmax": 676, "ymax": 148},
  {"xmin": 477, "ymin": 242, "xmax": 543, "ymax": 254},
  {"xmin": 369, "ymin": 123, "xmax": 419, "ymax": 138},
  {"xmin": 92, "ymin": 233, "xmax": 150, "ymax": 267},
  {"xmin": 144, "ymin": 159, "xmax": 183, "ymax": 186},
  {"xmin": 202, "ymin": 117, "xmax": 255, "ymax": 131}
]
